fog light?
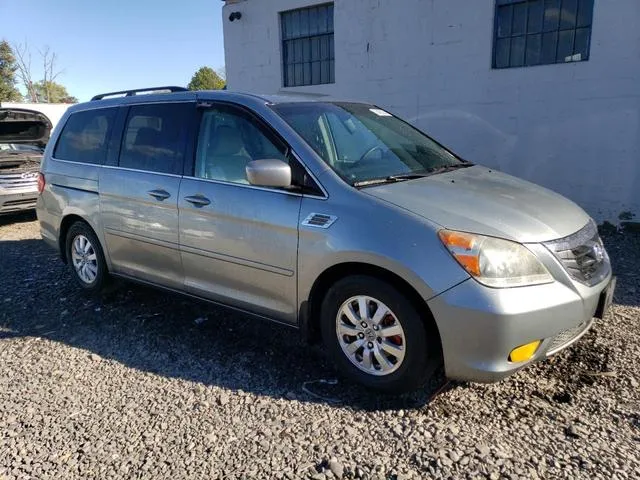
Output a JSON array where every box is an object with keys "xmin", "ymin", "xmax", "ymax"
[{"xmin": 509, "ymin": 340, "xmax": 541, "ymax": 362}]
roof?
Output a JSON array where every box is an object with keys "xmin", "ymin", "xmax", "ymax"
[{"xmin": 67, "ymin": 88, "xmax": 364, "ymax": 114}]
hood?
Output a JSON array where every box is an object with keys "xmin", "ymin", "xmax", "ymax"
[
  {"xmin": 0, "ymin": 108, "xmax": 52, "ymax": 145},
  {"xmin": 364, "ymin": 166, "xmax": 590, "ymax": 243}
]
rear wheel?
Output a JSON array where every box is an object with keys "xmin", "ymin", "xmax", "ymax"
[
  {"xmin": 65, "ymin": 222, "xmax": 109, "ymax": 294},
  {"xmin": 321, "ymin": 275, "xmax": 442, "ymax": 394}
]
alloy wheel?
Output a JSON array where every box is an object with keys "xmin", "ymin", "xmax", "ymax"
[
  {"xmin": 70, "ymin": 234, "xmax": 98, "ymax": 284},
  {"xmin": 335, "ymin": 295, "xmax": 406, "ymax": 376}
]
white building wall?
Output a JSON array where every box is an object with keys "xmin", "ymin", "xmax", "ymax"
[{"xmin": 223, "ymin": 0, "xmax": 640, "ymax": 222}]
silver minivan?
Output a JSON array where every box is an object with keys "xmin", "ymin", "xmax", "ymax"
[{"xmin": 36, "ymin": 87, "xmax": 615, "ymax": 394}]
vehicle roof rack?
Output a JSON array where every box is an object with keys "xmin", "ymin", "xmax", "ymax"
[{"xmin": 91, "ymin": 86, "xmax": 188, "ymax": 101}]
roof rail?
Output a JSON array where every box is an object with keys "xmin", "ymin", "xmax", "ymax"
[{"xmin": 91, "ymin": 86, "xmax": 188, "ymax": 101}]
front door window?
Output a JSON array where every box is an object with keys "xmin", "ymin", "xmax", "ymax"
[{"xmin": 195, "ymin": 107, "xmax": 287, "ymax": 184}]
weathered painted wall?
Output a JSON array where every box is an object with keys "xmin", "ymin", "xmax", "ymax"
[{"xmin": 223, "ymin": 0, "xmax": 640, "ymax": 222}]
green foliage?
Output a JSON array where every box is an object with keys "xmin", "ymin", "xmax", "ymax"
[
  {"xmin": 0, "ymin": 40, "xmax": 21, "ymax": 101},
  {"xmin": 187, "ymin": 67, "xmax": 225, "ymax": 91},
  {"xmin": 33, "ymin": 80, "xmax": 78, "ymax": 103}
]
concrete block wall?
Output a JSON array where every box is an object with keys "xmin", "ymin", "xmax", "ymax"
[{"xmin": 223, "ymin": 0, "xmax": 640, "ymax": 223}]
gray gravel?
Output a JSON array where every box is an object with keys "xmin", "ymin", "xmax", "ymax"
[{"xmin": 1, "ymin": 211, "xmax": 639, "ymax": 479}]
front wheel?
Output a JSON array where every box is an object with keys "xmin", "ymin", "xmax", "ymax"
[{"xmin": 320, "ymin": 275, "xmax": 442, "ymax": 394}]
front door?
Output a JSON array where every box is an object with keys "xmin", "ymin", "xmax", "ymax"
[
  {"xmin": 100, "ymin": 102, "xmax": 192, "ymax": 289},
  {"xmin": 178, "ymin": 104, "xmax": 301, "ymax": 322}
]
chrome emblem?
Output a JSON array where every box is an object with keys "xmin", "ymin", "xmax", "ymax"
[
  {"xmin": 591, "ymin": 242, "xmax": 604, "ymax": 263},
  {"xmin": 364, "ymin": 328, "xmax": 376, "ymax": 341}
]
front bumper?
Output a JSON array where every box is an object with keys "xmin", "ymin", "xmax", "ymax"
[
  {"xmin": 0, "ymin": 190, "xmax": 38, "ymax": 214},
  {"xmin": 428, "ymin": 270, "xmax": 612, "ymax": 383}
]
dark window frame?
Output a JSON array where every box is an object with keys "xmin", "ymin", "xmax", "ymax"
[
  {"xmin": 280, "ymin": 3, "xmax": 335, "ymax": 87},
  {"xmin": 492, "ymin": 0, "xmax": 594, "ymax": 69},
  {"xmin": 53, "ymin": 107, "xmax": 118, "ymax": 165}
]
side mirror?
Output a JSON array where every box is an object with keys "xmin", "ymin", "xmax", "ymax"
[{"xmin": 246, "ymin": 159, "xmax": 292, "ymax": 188}]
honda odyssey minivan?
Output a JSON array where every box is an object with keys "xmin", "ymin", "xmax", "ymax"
[{"xmin": 36, "ymin": 87, "xmax": 615, "ymax": 393}]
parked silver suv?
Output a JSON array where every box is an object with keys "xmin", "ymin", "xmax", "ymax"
[{"xmin": 36, "ymin": 87, "xmax": 615, "ymax": 393}]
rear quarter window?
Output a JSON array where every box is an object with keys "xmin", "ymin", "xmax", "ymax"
[{"xmin": 54, "ymin": 108, "xmax": 116, "ymax": 164}]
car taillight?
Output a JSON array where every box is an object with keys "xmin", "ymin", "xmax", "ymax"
[{"xmin": 37, "ymin": 172, "xmax": 45, "ymax": 194}]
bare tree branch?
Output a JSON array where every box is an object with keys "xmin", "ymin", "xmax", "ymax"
[
  {"xmin": 13, "ymin": 41, "xmax": 37, "ymax": 102},
  {"xmin": 38, "ymin": 45, "xmax": 63, "ymax": 103},
  {"xmin": 12, "ymin": 42, "xmax": 65, "ymax": 103},
  {"xmin": 41, "ymin": 46, "xmax": 48, "ymax": 102}
]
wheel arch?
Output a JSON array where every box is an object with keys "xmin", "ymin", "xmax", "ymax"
[{"xmin": 301, "ymin": 262, "xmax": 442, "ymax": 347}]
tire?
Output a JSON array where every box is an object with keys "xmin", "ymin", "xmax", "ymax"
[
  {"xmin": 65, "ymin": 221, "xmax": 109, "ymax": 294},
  {"xmin": 320, "ymin": 275, "xmax": 442, "ymax": 394}
]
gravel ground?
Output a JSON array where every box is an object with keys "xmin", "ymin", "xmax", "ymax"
[{"xmin": 0, "ymin": 212, "xmax": 639, "ymax": 480}]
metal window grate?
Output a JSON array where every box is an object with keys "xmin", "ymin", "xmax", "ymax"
[
  {"xmin": 281, "ymin": 3, "xmax": 335, "ymax": 87},
  {"xmin": 493, "ymin": 0, "xmax": 594, "ymax": 69}
]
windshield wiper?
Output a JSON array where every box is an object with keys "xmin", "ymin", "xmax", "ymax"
[
  {"xmin": 424, "ymin": 162, "xmax": 474, "ymax": 174},
  {"xmin": 353, "ymin": 173, "xmax": 429, "ymax": 188},
  {"xmin": 353, "ymin": 163, "xmax": 475, "ymax": 188}
]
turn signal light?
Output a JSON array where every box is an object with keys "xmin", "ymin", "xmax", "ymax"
[
  {"xmin": 438, "ymin": 230, "xmax": 481, "ymax": 276},
  {"xmin": 509, "ymin": 340, "xmax": 541, "ymax": 363},
  {"xmin": 37, "ymin": 172, "xmax": 45, "ymax": 194}
]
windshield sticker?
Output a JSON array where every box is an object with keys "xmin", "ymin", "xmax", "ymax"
[{"xmin": 369, "ymin": 108, "xmax": 392, "ymax": 117}]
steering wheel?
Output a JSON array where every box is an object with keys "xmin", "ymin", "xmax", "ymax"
[{"xmin": 358, "ymin": 145, "xmax": 385, "ymax": 163}]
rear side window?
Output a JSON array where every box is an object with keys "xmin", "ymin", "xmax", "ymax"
[
  {"xmin": 118, "ymin": 103, "xmax": 190, "ymax": 175},
  {"xmin": 54, "ymin": 108, "xmax": 116, "ymax": 164}
]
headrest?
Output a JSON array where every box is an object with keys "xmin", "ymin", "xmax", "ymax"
[
  {"xmin": 210, "ymin": 125, "xmax": 244, "ymax": 156},
  {"xmin": 134, "ymin": 127, "xmax": 161, "ymax": 147}
]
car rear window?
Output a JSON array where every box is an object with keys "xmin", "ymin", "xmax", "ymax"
[{"xmin": 54, "ymin": 108, "xmax": 116, "ymax": 164}]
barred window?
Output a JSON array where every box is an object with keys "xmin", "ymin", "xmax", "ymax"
[
  {"xmin": 493, "ymin": 0, "xmax": 594, "ymax": 69},
  {"xmin": 281, "ymin": 3, "xmax": 334, "ymax": 87}
]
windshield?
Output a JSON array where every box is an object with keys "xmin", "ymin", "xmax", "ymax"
[{"xmin": 271, "ymin": 102, "xmax": 463, "ymax": 185}]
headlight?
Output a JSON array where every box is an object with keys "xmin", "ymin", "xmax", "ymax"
[{"xmin": 438, "ymin": 230, "xmax": 553, "ymax": 288}]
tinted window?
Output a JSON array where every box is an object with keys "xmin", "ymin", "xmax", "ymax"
[
  {"xmin": 54, "ymin": 108, "xmax": 116, "ymax": 164},
  {"xmin": 118, "ymin": 103, "xmax": 189, "ymax": 175},
  {"xmin": 493, "ymin": 0, "xmax": 594, "ymax": 68},
  {"xmin": 195, "ymin": 107, "xmax": 286, "ymax": 184}
]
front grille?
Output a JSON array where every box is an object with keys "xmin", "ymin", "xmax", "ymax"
[
  {"xmin": 544, "ymin": 219, "xmax": 610, "ymax": 286},
  {"xmin": 0, "ymin": 172, "xmax": 39, "ymax": 190},
  {"xmin": 3, "ymin": 198, "xmax": 36, "ymax": 207},
  {"xmin": 546, "ymin": 320, "xmax": 591, "ymax": 355}
]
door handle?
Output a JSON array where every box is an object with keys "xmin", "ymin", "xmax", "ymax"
[
  {"xmin": 184, "ymin": 194, "xmax": 211, "ymax": 207},
  {"xmin": 147, "ymin": 189, "xmax": 171, "ymax": 201}
]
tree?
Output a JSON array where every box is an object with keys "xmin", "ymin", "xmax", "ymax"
[
  {"xmin": 187, "ymin": 66, "xmax": 225, "ymax": 91},
  {"xmin": 0, "ymin": 40, "xmax": 21, "ymax": 101},
  {"xmin": 39, "ymin": 45, "xmax": 63, "ymax": 102},
  {"xmin": 33, "ymin": 81, "xmax": 78, "ymax": 103},
  {"xmin": 12, "ymin": 42, "xmax": 75, "ymax": 103},
  {"xmin": 12, "ymin": 41, "xmax": 38, "ymax": 102}
]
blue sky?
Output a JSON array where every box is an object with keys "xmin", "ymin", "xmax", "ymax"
[{"xmin": 1, "ymin": 0, "xmax": 226, "ymax": 102}]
